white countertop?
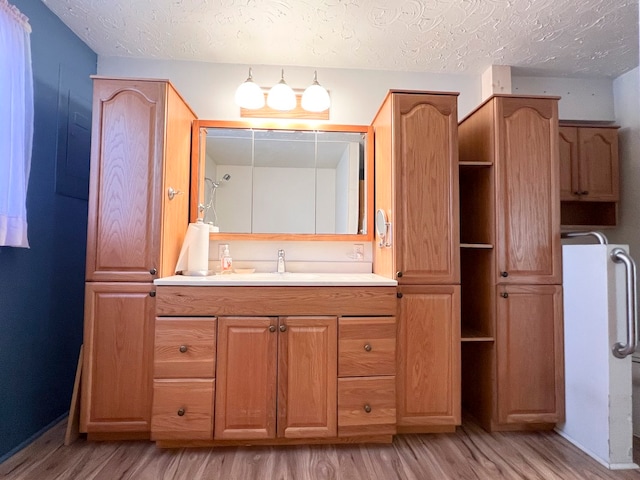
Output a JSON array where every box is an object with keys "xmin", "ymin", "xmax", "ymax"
[{"xmin": 154, "ymin": 272, "xmax": 397, "ymax": 287}]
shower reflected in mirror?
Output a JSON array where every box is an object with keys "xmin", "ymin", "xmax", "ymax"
[{"xmin": 202, "ymin": 173, "xmax": 231, "ymax": 226}]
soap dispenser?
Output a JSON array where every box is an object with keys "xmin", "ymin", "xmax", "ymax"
[{"xmin": 221, "ymin": 245, "xmax": 233, "ymax": 274}]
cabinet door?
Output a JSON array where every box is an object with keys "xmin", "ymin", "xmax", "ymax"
[
  {"xmin": 214, "ymin": 317, "xmax": 277, "ymax": 440},
  {"xmin": 81, "ymin": 282, "xmax": 155, "ymax": 434},
  {"xmin": 496, "ymin": 285, "xmax": 564, "ymax": 425},
  {"xmin": 86, "ymin": 79, "xmax": 166, "ymax": 282},
  {"xmin": 577, "ymin": 127, "xmax": 619, "ymax": 201},
  {"xmin": 558, "ymin": 126, "xmax": 580, "ymax": 200},
  {"xmin": 495, "ymin": 97, "xmax": 561, "ymax": 285},
  {"xmin": 397, "ymin": 285, "xmax": 461, "ymax": 429},
  {"xmin": 393, "ymin": 94, "xmax": 460, "ymax": 285},
  {"xmin": 278, "ymin": 316, "xmax": 337, "ymax": 438}
]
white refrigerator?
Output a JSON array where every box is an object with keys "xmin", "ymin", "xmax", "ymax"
[{"xmin": 558, "ymin": 236, "xmax": 638, "ymax": 470}]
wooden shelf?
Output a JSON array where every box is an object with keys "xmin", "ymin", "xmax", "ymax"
[
  {"xmin": 460, "ymin": 243, "xmax": 493, "ymax": 249},
  {"xmin": 461, "ymin": 327, "xmax": 494, "ymax": 343},
  {"xmin": 561, "ymin": 201, "xmax": 617, "ymax": 228}
]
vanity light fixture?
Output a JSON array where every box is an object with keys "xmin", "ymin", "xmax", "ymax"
[
  {"xmin": 267, "ymin": 69, "xmax": 296, "ymax": 111},
  {"xmin": 301, "ymin": 70, "xmax": 331, "ymax": 112},
  {"xmin": 235, "ymin": 68, "xmax": 331, "ymax": 115},
  {"xmin": 234, "ymin": 67, "xmax": 265, "ymax": 109}
]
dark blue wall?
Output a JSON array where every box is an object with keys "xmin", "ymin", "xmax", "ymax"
[{"xmin": 0, "ymin": 1, "xmax": 96, "ymax": 461}]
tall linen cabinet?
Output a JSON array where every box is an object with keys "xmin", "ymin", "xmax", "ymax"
[
  {"xmin": 81, "ymin": 77, "xmax": 196, "ymax": 438},
  {"xmin": 372, "ymin": 91, "xmax": 461, "ymax": 432},
  {"xmin": 458, "ymin": 95, "xmax": 564, "ymax": 431}
]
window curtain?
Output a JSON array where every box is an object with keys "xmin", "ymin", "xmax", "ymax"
[{"xmin": 0, "ymin": 0, "xmax": 33, "ymax": 248}]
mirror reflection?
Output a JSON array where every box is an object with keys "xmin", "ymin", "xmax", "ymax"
[{"xmin": 198, "ymin": 124, "xmax": 370, "ymax": 236}]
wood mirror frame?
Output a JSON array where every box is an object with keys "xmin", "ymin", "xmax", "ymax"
[{"xmin": 190, "ymin": 119, "xmax": 374, "ymax": 241}]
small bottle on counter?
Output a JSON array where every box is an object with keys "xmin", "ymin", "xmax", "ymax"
[{"xmin": 221, "ymin": 245, "xmax": 233, "ymax": 274}]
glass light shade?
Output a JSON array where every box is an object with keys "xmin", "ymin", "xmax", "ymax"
[
  {"xmin": 301, "ymin": 78, "xmax": 330, "ymax": 112},
  {"xmin": 267, "ymin": 70, "xmax": 296, "ymax": 111},
  {"xmin": 235, "ymin": 68, "xmax": 265, "ymax": 109}
]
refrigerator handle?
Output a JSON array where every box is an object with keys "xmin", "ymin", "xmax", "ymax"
[{"xmin": 611, "ymin": 248, "xmax": 638, "ymax": 359}]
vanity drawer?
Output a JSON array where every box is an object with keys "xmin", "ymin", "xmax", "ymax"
[
  {"xmin": 338, "ymin": 317, "xmax": 396, "ymax": 377},
  {"xmin": 338, "ymin": 376, "xmax": 396, "ymax": 436},
  {"xmin": 154, "ymin": 318, "xmax": 217, "ymax": 378},
  {"xmin": 151, "ymin": 379, "xmax": 215, "ymax": 441}
]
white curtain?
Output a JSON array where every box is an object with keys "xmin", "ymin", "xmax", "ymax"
[{"xmin": 0, "ymin": 0, "xmax": 33, "ymax": 248}]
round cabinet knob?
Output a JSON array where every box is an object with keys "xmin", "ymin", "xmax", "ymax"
[
  {"xmin": 397, "ymin": 292, "xmax": 403, "ymax": 299},
  {"xmin": 396, "ymin": 271, "xmax": 403, "ymax": 278},
  {"xmin": 363, "ymin": 404, "xmax": 372, "ymax": 413},
  {"xmin": 150, "ymin": 268, "xmax": 157, "ymax": 275},
  {"xmin": 269, "ymin": 325, "xmax": 276, "ymax": 333},
  {"xmin": 177, "ymin": 408, "xmax": 185, "ymax": 417},
  {"xmin": 580, "ymin": 191, "xmax": 589, "ymax": 196},
  {"xmin": 364, "ymin": 344, "xmax": 372, "ymax": 352},
  {"xmin": 500, "ymin": 271, "xmax": 509, "ymax": 278},
  {"xmin": 279, "ymin": 324, "xmax": 287, "ymax": 332},
  {"xmin": 149, "ymin": 291, "xmax": 156, "ymax": 297},
  {"xmin": 179, "ymin": 345, "xmax": 188, "ymax": 353},
  {"xmin": 501, "ymin": 292, "xmax": 509, "ymax": 298}
]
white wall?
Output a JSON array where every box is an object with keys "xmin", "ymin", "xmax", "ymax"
[
  {"xmin": 512, "ymin": 76, "xmax": 615, "ymax": 121},
  {"xmin": 610, "ymin": 67, "xmax": 640, "ymax": 250}
]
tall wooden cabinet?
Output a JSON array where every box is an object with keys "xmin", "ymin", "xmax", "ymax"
[
  {"xmin": 559, "ymin": 123, "xmax": 619, "ymax": 228},
  {"xmin": 372, "ymin": 91, "xmax": 461, "ymax": 432},
  {"xmin": 458, "ymin": 95, "xmax": 564, "ymax": 432},
  {"xmin": 81, "ymin": 77, "xmax": 196, "ymax": 437}
]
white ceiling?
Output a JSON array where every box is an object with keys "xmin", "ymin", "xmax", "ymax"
[{"xmin": 41, "ymin": 0, "xmax": 638, "ymax": 78}]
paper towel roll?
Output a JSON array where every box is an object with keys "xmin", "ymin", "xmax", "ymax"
[{"xmin": 175, "ymin": 221, "xmax": 211, "ymax": 275}]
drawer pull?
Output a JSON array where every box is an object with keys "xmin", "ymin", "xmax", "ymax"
[
  {"xmin": 269, "ymin": 325, "xmax": 276, "ymax": 333},
  {"xmin": 179, "ymin": 345, "xmax": 188, "ymax": 353},
  {"xmin": 500, "ymin": 271, "xmax": 509, "ymax": 277},
  {"xmin": 363, "ymin": 343, "xmax": 372, "ymax": 352},
  {"xmin": 177, "ymin": 408, "xmax": 185, "ymax": 416},
  {"xmin": 501, "ymin": 292, "xmax": 509, "ymax": 299},
  {"xmin": 363, "ymin": 404, "xmax": 372, "ymax": 413}
]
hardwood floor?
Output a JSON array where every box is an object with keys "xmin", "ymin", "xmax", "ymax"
[{"xmin": 2, "ymin": 419, "xmax": 640, "ymax": 480}]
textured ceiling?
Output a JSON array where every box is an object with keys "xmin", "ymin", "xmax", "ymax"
[{"xmin": 41, "ymin": 0, "xmax": 638, "ymax": 78}]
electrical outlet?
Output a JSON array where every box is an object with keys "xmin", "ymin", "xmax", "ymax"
[{"xmin": 353, "ymin": 243, "xmax": 364, "ymax": 261}]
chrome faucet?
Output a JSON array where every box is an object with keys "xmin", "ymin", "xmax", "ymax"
[{"xmin": 277, "ymin": 249, "xmax": 286, "ymax": 273}]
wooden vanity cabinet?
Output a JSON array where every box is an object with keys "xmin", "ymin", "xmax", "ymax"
[
  {"xmin": 81, "ymin": 77, "xmax": 196, "ymax": 438},
  {"xmin": 372, "ymin": 90, "xmax": 461, "ymax": 433},
  {"xmin": 458, "ymin": 95, "xmax": 564, "ymax": 432},
  {"xmin": 153, "ymin": 285, "xmax": 397, "ymax": 446},
  {"xmin": 215, "ymin": 315, "xmax": 337, "ymax": 440},
  {"xmin": 559, "ymin": 123, "xmax": 619, "ymax": 228}
]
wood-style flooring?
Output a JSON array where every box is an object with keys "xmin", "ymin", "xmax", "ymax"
[{"xmin": 2, "ymin": 419, "xmax": 640, "ymax": 480}]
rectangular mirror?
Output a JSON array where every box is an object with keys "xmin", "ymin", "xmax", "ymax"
[{"xmin": 190, "ymin": 120, "xmax": 373, "ymax": 241}]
